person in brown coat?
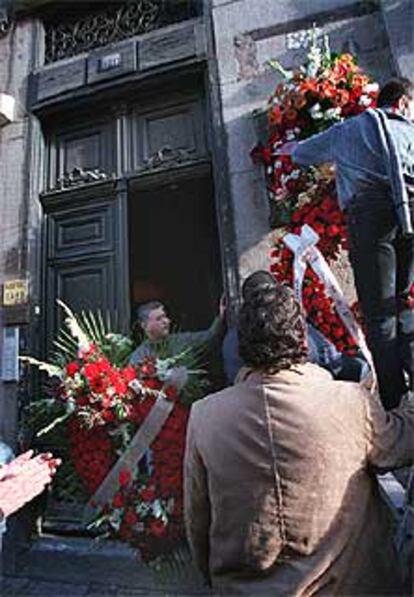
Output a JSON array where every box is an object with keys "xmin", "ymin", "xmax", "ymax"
[{"xmin": 184, "ymin": 273, "xmax": 414, "ymax": 595}]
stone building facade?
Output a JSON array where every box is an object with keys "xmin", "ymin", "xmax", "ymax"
[{"xmin": 0, "ymin": 0, "xmax": 413, "ymax": 562}]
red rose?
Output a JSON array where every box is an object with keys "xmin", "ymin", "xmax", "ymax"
[
  {"xmin": 140, "ymin": 360, "xmax": 157, "ymax": 377},
  {"xmin": 122, "ymin": 366, "xmax": 136, "ymax": 383},
  {"xmin": 96, "ymin": 358, "xmax": 111, "ymax": 373},
  {"xmin": 140, "ymin": 486, "xmax": 155, "ymax": 502},
  {"xmin": 144, "ymin": 378, "xmax": 162, "ymax": 391},
  {"xmin": 164, "ymin": 385, "xmax": 178, "ymax": 401},
  {"xmin": 90, "ymin": 377, "xmax": 107, "ymax": 394},
  {"xmin": 119, "ymin": 468, "xmax": 132, "ymax": 487},
  {"xmin": 123, "ymin": 509, "xmax": 138, "ymax": 526},
  {"xmin": 112, "ymin": 492, "xmax": 125, "ymax": 509},
  {"xmin": 84, "ymin": 363, "xmax": 99, "ymax": 381},
  {"xmin": 102, "ymin": 409, "xmax": 115, "ymax": 423},
  {"xmin": 148, "ymin": 518, "xmax": 167, "ymax": 538},
  {"xmin": 332, "ymin": 326, "xmax": 344, "ymax": 339},
  {"xmin": 327, "ymin": 224, "xmax": 340, "ymax": 238},
  {"xmin": 76, "ymin": 394, "xmax": 89, "ymax": 407},
  {"xmin": 113, "ymin": 379, "xmax": 127, "ymax": 395},
  {"xmin": 66, "ymin": 362, "xmax": 79, "ymax": 377}
]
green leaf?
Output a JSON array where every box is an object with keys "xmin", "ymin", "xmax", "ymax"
[
  {"xmin": 268, "ymin": 59, "xmax": 292, "ymax": 80},
  {"xmin": 36, "ymin": 411, "xmax": 71, "ymax": 437}
]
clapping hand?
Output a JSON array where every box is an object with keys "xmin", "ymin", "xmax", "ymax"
[{"xmin": 0, "ymin": 450, "xmax": 60, "ymax": 519}]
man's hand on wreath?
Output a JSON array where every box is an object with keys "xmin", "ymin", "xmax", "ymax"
[
  {"xmin": 318, "ymin": 163, "xmax": 336, "ymax": 180},
  {"xmin": 0, "ymin": 451, "xmax": 60, "ymax": 519},
  {"xmin": 166, "ymin": 366, "xmax": 189, "ymax": 391},
  {"xmin": 274, "ymin": 141, "xmax": 298, "ymax": 156}
]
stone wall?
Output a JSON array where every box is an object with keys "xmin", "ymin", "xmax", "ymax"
[
  {"xmin": 210, "ymin": 0, "xmax": 397, "ymax": 285},
  {"xmin": 0, "ymin": 1, "xmax": 413, "ymax": 429},
  {"xmin": 381, "ymin": 0, "xmax": 414, "ymax": 81},
  {"xmin": 0, "ymin": 17, "xmax": 44, "ymax": 449}
]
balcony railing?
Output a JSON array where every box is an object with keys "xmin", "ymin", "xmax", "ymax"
[{"xmin": 43, "ymin": 0, "xmax": 200, "ymax": 64}]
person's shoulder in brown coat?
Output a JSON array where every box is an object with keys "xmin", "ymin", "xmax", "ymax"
[{"xmin": 183, "ymin": 272, "xmax": 414, "ymax": 595}]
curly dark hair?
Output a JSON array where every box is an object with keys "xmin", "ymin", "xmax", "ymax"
[{"xmin": 238, "ymin": 278, "xmax": 307, "ymax": 374}]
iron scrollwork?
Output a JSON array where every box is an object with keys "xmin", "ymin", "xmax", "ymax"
[{"xmin": 45, "ymin": 1, "xmax": 198, "ymax": 64}]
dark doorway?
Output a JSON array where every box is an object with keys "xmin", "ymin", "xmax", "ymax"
[{"xmin": 128, "ymin": 170, "xmax": 223, "ymax": 331}]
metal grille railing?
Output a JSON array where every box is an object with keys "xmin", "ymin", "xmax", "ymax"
[{"xmin": 44, "ymin": 0, "xmax": 200, "ymax": 64}]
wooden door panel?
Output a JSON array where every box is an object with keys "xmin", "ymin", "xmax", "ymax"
[
  {"xmin": 41, "ymin": 181, "xmax": 129, "ymax": 354},
  {"xmin": 48, "ymin": 203, "xmax": 114, "ymax": 259},
  {"xmin": 47, "ymin": 256, "xmax": 116, "ymax": 349}
]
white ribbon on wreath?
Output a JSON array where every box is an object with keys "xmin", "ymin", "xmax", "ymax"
[{"xmin": 282, "ymin": 223, "xmax": 376, "ymax": 383}]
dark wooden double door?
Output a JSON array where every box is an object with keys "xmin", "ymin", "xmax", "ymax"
[
  {"xmin": 39, "ymin": 90, "xmax": 223, "ymax": 525},
  {"xmin": 40, "ymin": 83, "xmax": 223, "ymax": 352},
  {"xmin": 42, "ymin": 169, "xmax": 223, "ymax": 350}
]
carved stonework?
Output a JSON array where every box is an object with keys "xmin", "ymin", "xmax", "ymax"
[
  {"xmin": 234, "ymin": 34, "xmax": 260, "ymax": 81},
  {"xmin": 44, "ymin": 1, "xmax": 198, "ymax": 64},
  {"xmin": 55, "ymin": 167, "xmax": 110, "ymax": 190},
  {"xmin": 141, "ymin": 146, "xmax": 194, "ymax": 171}
]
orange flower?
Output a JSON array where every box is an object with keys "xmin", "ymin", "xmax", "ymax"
[
  {"xmin": 318, "ymin": 81, "xmax": 336, "ymax": 99},
  {"xmin": 351, "ymin": 73, "xmax": 369, "ymax": 88},
  {"xmin": 337, "ymin": 53, "xmax": 355, "ymax": 66},
  {"xmin": 299, "ymin": 78, "xmax": 318, "ymax": 94},
  {"xmin": 330, "ymin": 64, "xmax": 348, "ymax": 84}
]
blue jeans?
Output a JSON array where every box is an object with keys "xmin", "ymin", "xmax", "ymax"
[{"xmin": 347, "ymin": 193, "xmax": 414, "ymax": 409}]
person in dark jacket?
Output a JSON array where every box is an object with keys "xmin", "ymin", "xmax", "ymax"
[{"xmin": 280, "ymin": 78, "xmax": 414, "ymax": 409}]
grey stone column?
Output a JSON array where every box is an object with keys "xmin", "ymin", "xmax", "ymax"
[{"xmin": 380, "ymin": 0, "xmax": 414, "ymax": 80}]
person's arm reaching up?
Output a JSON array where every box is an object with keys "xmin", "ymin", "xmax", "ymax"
[{"xmin": 275, "ymin": 123, "xmax": 339, "ymax": 167}]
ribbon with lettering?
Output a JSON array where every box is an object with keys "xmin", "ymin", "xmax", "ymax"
[{"xmin": 283, "ymin": 224, "xmax": 376, "ymax": 379}]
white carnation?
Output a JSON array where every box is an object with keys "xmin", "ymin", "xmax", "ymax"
[{"xmin": 363, "ymin": 83, "xmax": 379, "ymax": 94}]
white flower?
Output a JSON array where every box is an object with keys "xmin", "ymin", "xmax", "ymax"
[
  {"xmin": 363, "ymin": 83, "xmax": 379, "ymax": 94},
  {"xmin": 359, "ymin": 94, "xmax": 372, "ymax": 107},
  {"xmin": 325, "ymin": 107, "xmax": 341, "ymax": 119},
  {"xmin": 309, "ymin": 103, "xmax": 323, "ymax": 120}
]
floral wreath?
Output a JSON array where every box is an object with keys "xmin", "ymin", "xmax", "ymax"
[
  {"xmin": 252, "ymin": 32, "xmax": 381, "ymax": 353},
  {"xmin": 23, "ymin": 302, "xmax": 207, "ymax": 569}
]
